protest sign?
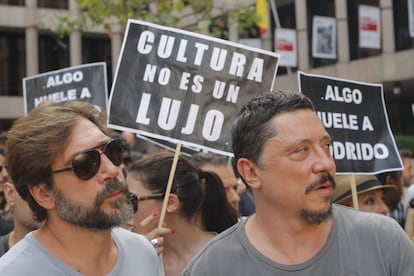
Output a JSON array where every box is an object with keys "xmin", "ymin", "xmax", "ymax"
[
  {"xmin": 23, "ymin": 62, "xmax": 108, "ymax": 115},
  {"xmin": 137, "ymin": 134, "xmax": 202, "ymax": 157},
  {"xmin": 108, "ymin": 19, "xmax": 280, "ymax": 156},
  {"xmin": 298, "ymin": 71, "xmax": 403, "ymax": 174},
  {"xmin": 275, "ymin": 28, "xmax": 297, "ymax": 67},
  {"xmin": 359, "ymin": 5, "xmax": 381, "ymax": 49}
]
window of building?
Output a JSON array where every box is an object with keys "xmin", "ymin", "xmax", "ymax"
[
  {"xmin": 393, "ymin": 0, "xmax": 414, "ymax": 51},
  {"xmin": 37, "ymin": 0, "xmax": 68, "ymax": 9},
  {"xmin": 306, "ymin": 0, "xmax": 336, "ymax": 69},
  {"xmin": 38, "ymin": 33, "xmax": 69, "ymax": 73},
  {"xmin": 347, "ymin": 0, "xmax": 381, "ymax": 60},
  {"xmin": 0, "ymin": 29, "xmax": 25, "ymax": 96},
  {"xmin": 82, "ymin": 34, "xmax": 112, "ymax": 90}
]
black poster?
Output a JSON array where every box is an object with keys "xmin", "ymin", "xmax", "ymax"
[
  {"xmin": 23, "ymin": 62, "xmax": 108, "ymax": 115},
  {"xmin": 299, "ymin": 71, "xmax": 403, "ymax": 174},
  {"xmin": 108, "ymin": 20, "xmax": 280, "ymax": 156}
]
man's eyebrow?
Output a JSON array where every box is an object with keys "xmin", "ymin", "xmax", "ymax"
[
  {"xmin": 64, "ymin": 139, "xmax": 110, "ymax": 165},
  {"xmin": 321, "ymin": 133, "xmax": 332, "ymax": 141}
]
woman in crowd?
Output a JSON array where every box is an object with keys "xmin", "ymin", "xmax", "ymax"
[
  {"xmin": 333, "ymin": 174, "xmax": 395, "ymax": 215},
  {"xmin": 125, "ymin": 152, "xmax": 238, "ymax": 276}
]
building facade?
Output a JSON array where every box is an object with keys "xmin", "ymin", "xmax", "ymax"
[{"xmin": 0, "ymin": 0, "xmax": 414, "ymax": 137}]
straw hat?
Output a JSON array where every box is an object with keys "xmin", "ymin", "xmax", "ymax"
[{"xmin": 333, "ymin": 174, "xmax": 396, "ymax": 204}]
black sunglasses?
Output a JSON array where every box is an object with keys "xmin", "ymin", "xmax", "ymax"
[
  {"xmin": 51, "ymin": 138, "xmax": 126, "ymax": 181},
  {"xmin": 0, "ymin": 166, "xmax": 5, "ymax": 173},
  {"xmin": 128, "ymin": 192, "xmax": 164, "ymax": 213}
]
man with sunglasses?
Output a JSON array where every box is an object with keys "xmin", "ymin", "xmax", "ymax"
[{"xmin": 0, "ymin": 101, "xmax": 158, "ymax": 275}]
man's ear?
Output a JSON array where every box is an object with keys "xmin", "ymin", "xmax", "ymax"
[
  {"xmin": 29, "ymin": 184, "xmax": 55, "ymax": 210},
  {"xmin": 3, "ymin": 182, "xmax": 16, "ymax": 207},
  {"xmin": 237, "ymin": 158, "xmax": 261, "ymax": 189}
]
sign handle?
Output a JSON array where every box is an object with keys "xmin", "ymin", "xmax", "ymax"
[
  {"xmin": 350, "ymin": 174, "xmax": 359, "ymax": 210},
  {"xmin": 158, "ymin": 143, "xmax": 182, "ymax": 228}
]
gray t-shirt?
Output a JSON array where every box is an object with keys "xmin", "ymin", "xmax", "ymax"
[
  {"xmin": 0, "ymin": 227, "xmax": 158, "ymax": 275},
  {"xmin": 183, "ymin": 204, "xmax": 414, "ymax": 276},
  {"xmin": 0, "ymin": 233, "xmax": 9, "ymax": 257}
]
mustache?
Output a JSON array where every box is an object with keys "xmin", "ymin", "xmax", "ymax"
[
  {"xmin": 95, "ymin": 178, "xmax": 129, "ymax": 204},
  {"xmin": 305, "ymin": 174, "xmax": 336, "ymax": 194}
]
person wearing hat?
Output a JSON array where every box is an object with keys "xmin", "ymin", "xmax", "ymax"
[{"xmin": 333, "ymin": 174, "xmax": 396, "ymax": 215}]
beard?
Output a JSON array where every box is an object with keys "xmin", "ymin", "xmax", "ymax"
[
  {"xmin": 300, "ymin": 174, "xmax": 335, "ymax": 225},
  {"xmin": 51, "ymin": 178, "xmax": 133, "ymax": 231},
  {"xmin": 300, "ymin": 204, "xmax": 333, "ymax": 225}
]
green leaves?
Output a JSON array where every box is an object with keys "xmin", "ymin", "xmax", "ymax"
[{"xmin": 53, "ymin": 0, "xmax": 259, "ymax": 39}]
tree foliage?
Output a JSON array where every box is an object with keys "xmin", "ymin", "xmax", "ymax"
[{"xmin": 54, "ymin": 0, "xmax": 259, "ymax": 40}]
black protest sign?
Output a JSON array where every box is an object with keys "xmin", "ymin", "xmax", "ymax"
[
  {"xmin": 299, "ymin": 71, "xmax": 403, "ymax": 174},
  {"xmin": 108, "ymin": 19, "xmax": 280, "ymax": 156},
  {"xmin": 23, "ymin": 62, "xmax": 108, "ymax": 114},
  {"xmin": 137, "ymin": 134, "xmax": 202, "ymax": 157}
]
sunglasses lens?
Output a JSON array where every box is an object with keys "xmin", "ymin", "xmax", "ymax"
[
  {"xmin": 128, "ymin": 193, "xmax": 138, "ymax": 213},
  {"xmin": 104, "ymin": 139, "xmax": 125, "ymax": 166},
  {"xmin": 72, "ymin": 150, "xmax": 100, "ymax": 180}
]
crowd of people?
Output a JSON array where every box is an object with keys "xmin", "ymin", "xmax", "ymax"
[{"xmin": 0, "ymin": 91, "xmax": 413, "ymax": 275}]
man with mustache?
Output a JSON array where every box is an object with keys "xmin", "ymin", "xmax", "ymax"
[
  {"xmin": 0, "ymin": 101, "xmax": 158, "ymax": 275},
  {"xmin": 183, "ymin": 90, "xmax": 414, "ymax": 275}
]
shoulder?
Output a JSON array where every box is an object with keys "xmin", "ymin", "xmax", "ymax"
[
  {"xmin": 111, "ymin": 227, "xmax": 158, "ymax": 259},
  {"xmin": 333, "ymin": 204, "xmax": 397, "ymax": 230},
  {"xmin": 112, "ymin": 227, "xmax": 153, "ymax": 249},
  {"xmin": 0, "ymin": 234, "xmax": 42, "ymax": 274},
  {"xmin": 0, "ymin": 234, "xmax": 9, "ymax": 257},
  {"xmin": 183, "ymin": 220, "xmax": 244, "ymax": 275},
  {"xmin": 111, "ymin": 228, "xmax": 159, "ymax": 275},
  {"xmin": 333, "ymin": 203, "xmax": 397, "ymax": 227},
  {"xmin": 332, "ymin": 204, "xmax": 412, "ymax": 245}
]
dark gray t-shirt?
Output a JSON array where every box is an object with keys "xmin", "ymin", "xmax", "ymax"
[
  {"xmin": 183, "ymin": 204, "xmax": 414, "ymax": 276},
  {"xmin": 0, "ymin": 233, "xmax": 9, "ymax": 257}
]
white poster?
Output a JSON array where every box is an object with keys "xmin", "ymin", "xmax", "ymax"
[
  {"xmin": 409, "ymin": 0, "xmax": 414, "ymax": 37},
  {"xmin": 275, "ymin": 28, "xmax": 297, "ymax": 67},
  {"xmin": 359, "ymin": 5, "xmax": 381, "ymax": 49},
  {"xmin": 312, "ymin": 16, "xmax": 336, "ymax": 59}
]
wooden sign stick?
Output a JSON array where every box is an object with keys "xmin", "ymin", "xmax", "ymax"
[{"xmin": 158, "ymin": 143, "xmax": 182, "ymax": 228}]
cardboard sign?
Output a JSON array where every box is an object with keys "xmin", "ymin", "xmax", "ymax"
[
  {"xmin": 299, "ymin": 71, "xmax": 403, "ymax": 174},
  {"xmin": 23, "ymin": 62, "xmax": 108, "ymax": 114},
  {"xmin": 108, "ymin": 19, "xmax": 280, "ymax": 156}
]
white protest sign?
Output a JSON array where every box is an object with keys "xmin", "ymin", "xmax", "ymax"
[
  {"xmin": 298, "ymin": 71, "xmax": 403, "ymax": 174},
  {"xmin": 359, "ymin": 5, "xmax": 381, "ymax": 49},
  {"xmin": 23, "ymin": 62, "xmax": 108, "ymax": 115},
  {"xmin": 275, "ymin": 28, "xmax": 297, "ymax": 67},
  {"xmin": 108, "ymin": 19, "xmax": 280, "ymax": 156}
]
